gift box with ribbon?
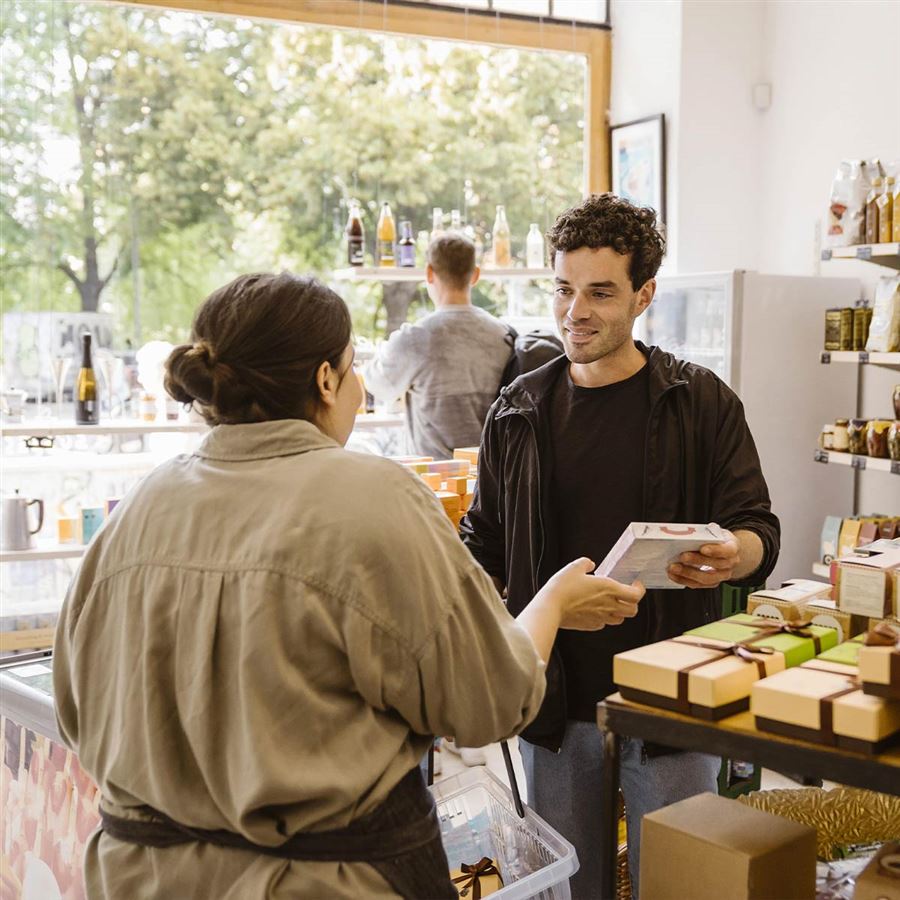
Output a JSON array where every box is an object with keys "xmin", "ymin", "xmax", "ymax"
[
  {"xmin": 858, "ymin": 620, "xmax": 900, "ymax": 700},
  {"xmin": 751, "ymin": 634, "xmax": 900, "ymax": 753},
  {"xmin": 450, "ymin": 857, "xmax": 503, "ymax": 899}
]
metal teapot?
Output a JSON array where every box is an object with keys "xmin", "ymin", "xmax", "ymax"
[{"xmin": 1, "ymin": 491, "xmax": 44, "ymax": 551}]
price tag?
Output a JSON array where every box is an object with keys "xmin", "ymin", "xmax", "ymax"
[
  {"xmin": 856, "ymin": 246, "xmax": 873, "ymax": 260},
  {"xmin": 820, "ymin": 352, "xmax": 831, "ymax": 364},
  {"xmin": 851, "ymin": 455, "xmax": 867, "ymax": 470},
  {"xmin": 859, "ymin": 351, "xmax": 869, "ymax": 364},
  {"xmin": 821, "ymin": 249, "xmax": 833, "ymax": 261},
  {"xmin": 814, "ymin": 449, "xmax": 829, "ymax": 464},
  {"xmin": 892, "ymin": 461, "xmax": 900, "ymax": 476}
]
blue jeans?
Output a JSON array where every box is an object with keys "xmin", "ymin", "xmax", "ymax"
[{"xmin": 519, "ymin": 721, "xmax": 720, "ymax": 899}]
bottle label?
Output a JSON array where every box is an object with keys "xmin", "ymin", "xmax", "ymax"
[
  {"xmin": 348, "ymin": 240, "xmax": 364, "ymax": 265},
  {"xmin": 398, "ymin": 245, "xmax": 416, "ymax": 267},
  {"xmin": 378, "ymin": 241, "xmax": 395, "ymax": 263}
]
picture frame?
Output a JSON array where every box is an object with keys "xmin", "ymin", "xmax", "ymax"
[{"xmin": 609, "ymin": 114, "xmax": 666, "ymax": 224}]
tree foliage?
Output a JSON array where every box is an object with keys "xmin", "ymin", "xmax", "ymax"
[{"xmin": 1, "ymin": 1, "xmax": 584, "ymax": 342}]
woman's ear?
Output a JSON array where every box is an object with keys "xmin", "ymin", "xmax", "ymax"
[{"xmin": 315, "ymin": 359, "xmax": 337, "ymax": 409}]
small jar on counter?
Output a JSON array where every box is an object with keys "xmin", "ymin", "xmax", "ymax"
[
  {"xmin": 867, "ymin": 419, "xmax": 892, "ymax": 459},
  {"xmin": 889, "ymin": 421, "xmax": 900, "ymax": 462},
  {"xmin": 832, "ymin": 418, "xmax": 850, "ymax": 452},
  {"xmin": 139, "ymin": 392, "xmax": 157, "ymax": 422},
  {"xmin": 848, "ymin": 419, "xmax": 869, "ymax": 455},
  {"xmin": 819, "ymin": 424, "xmax": 835, "ymax": 450}
]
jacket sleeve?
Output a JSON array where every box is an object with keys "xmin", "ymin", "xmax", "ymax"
[
  {"xmin": 362, "ymin": 323, "xmax": 423, "ymax": 403},
  {"xmin": 710, "ymin": 381, "xmax": 781, "ymax": 586},
  {"xmin": 459, "ymin": 401, "xmax": 507, "ymax": 585}
]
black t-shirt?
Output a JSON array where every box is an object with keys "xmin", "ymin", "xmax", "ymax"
[{"xmin": 549, "ymin": 361, "xmax": 651, "ymax": 721}]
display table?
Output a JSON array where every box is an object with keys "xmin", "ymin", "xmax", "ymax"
[{"xmin": 595, "ymin": 692, "xmax": 900, "ymax": 900}]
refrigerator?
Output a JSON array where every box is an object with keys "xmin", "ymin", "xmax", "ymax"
[{"xmin": 634, "ymin": 271, "xmax": 861, "ymax": 588}]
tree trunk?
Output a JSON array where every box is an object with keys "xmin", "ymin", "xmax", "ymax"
[
  {"xmin": 382, "ymin": 283, "xmax": 421, "ymax": 337},
  {"xmin": 79, "ymin": 236, "xmax": 102, "ymax": 311}
]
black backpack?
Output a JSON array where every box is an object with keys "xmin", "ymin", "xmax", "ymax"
[{"xmin": 499, "ymin": 325, "xmax": 564, "ymax": 392}]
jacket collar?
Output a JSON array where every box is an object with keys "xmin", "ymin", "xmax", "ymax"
[
  {"xmin": 195, "ymin": 419, "xmax": 340, "ymax": 461},
  {"xmin": 496, "ymin": 341, "xmax": 689, "ymax": 419}
]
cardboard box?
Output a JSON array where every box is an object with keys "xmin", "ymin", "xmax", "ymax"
[
  {"xmin": 820, "ymin": 516, "xmax": 843, "ymax": 566},
  {"xmin": 420, "ymin": 472, "xmax": 443, "ymax": 490},
  {"xmin": 836, "ymin": 550, "xmax": 900, "ymax": 618},
  {"xmin": 853, "ymin": 841, "xmax": 900, "ymax": 900},
  {"xmin": 857, "ymin": 521, "xmax": 880, "ymax": 548},
  {"xmin": 859, "ymin": 622, "xmax": 900, "ymax": 700},
  {"xmin": 614, "ymin": 635, "xmax": 785, "ymax": 719},
  {"xmin": 596, "ymin": 523, "xmax": 728, "ymax": 590},
  {"xmin": 444, "ymin": 475, "xmax": 468, "ymax": 496},
  {"xmin": 837, "ymin": 519, "xmax": 863, "ymax": 558},
  {"xmin": 800, "ymin": 598, "xmax": 866, "ymax": 643},
  {"xmin": 639, "ymin": 792, "xmax": 816, "ymax": 900},
  {"xmin": 436, "ymin": 491, "xmax": 461, "ymax": 517},
  {"xmin": 746, "ymin": 581, "xmax": 832, "ymax": 624},
  {"xmin": 453, "ymin": 447, "xmax": 479, "ymax": 465}
]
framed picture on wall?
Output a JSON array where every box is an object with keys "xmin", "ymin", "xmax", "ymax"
[{"xmin": 609, "ymin": 114, "xmax": 666, "ymax": 224}]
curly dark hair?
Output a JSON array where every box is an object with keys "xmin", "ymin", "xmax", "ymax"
[{"xmin": 547, "ymin": 193, "xmax": 666, "ymax": 289}]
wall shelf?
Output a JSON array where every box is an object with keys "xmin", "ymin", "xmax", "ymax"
[
  {"xmin": 821, "ymin": 242, "xmax": 900, "ymax": 269},
  {"xmin": 352, "ymin": 412, "xmax": 405, "ymax": 431},
  {"xmin": 819, "ymin": 350, "xmax": 900, "ymax": 368},
  {"xmin": 333, "ymin": 266, "xmax": 553, "ymax": 282},
  {"xmin": 0, "ymin": 419, "xmax": 207, "ymax": 438},
  {"xmin": 813, "ymin": 448, "xmax": 899, "ymax": 475},
  {"xmin": 0, "ymin": 544, "xmax": 85, "ymax": 563}
]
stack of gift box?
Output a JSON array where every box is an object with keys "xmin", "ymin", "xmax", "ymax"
[
  {"xmin": 390, "ymin": 447, "xmax": 479, "ymax": 530},
  {"xmin": 613, "ymin": 543, "xmax": 900, "ymax": 753}
]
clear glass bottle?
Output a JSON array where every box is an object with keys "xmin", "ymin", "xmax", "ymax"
[
  {"xmin": 526, "ymin": 223, "xmax": 544, "ymax": 269},
  {"xmin": 491, "ymin": 205, "xmax": 511, "ymax": 268},
  {"xmin": 450, "ymin": 209, "xmax": 462, "ymax": 232},
  {"xmin": 376, "ymin": 202, "xmax": 396, "ymax": 267},
  {"xmin": 430, "ymin": 207, "xmax": 444, "ymax": 242}
]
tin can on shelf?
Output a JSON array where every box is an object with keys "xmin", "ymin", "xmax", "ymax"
[
  {"xmin": 889, "ymin": 421, "xmax": 900, "ymax": 462},
  {"xmin": 866, "ymin": 419, "xmax": 892, "ymax": 458},
  {"xmin": 833, "ymin": 418, "xmax": 850, "ymax": 451},
  {"xmin": 848, "ymin": 419, "xmax": 869, "ymax": 455}
]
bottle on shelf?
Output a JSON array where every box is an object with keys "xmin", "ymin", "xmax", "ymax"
[
  {"xmin": 75, "ymin": 332, "xmax": 99, "ymax": 425},
  {"xmin": 398, "ymin": 220, "xmax": 416, "ymax": 267},
  {"xmin": 449, "ymin": 209, "xmax": 462, "ymax": 233},
  {"xmin": 526, "ymin": 223, "xmax": 545, "ymax": 269},
  {"xmin": 345, "ymin": 201, "xmax": 365, "ymax": 267},
  {"xmin": 877, "ymin": 177, "xmax": 894, "ymax": 244},
  {"xmin": 376, "ymin": 202, "xmax": 396, "ymax": 267},
  {"xmin": 430, "ymin": 207, "xmax": 444, "ymax": 242},
  {"xmin": 491, "ymin": 205, "xmax": 512, "ymax": 268},
  {"xmin": 865, "ymin": 177, "xmax": 882, "ymax": 245}
]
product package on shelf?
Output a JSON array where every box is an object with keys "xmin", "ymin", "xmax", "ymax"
[
  {"xmin": 858, "ymin": 620, "xmax": 900, "ymax": 700},
  {"xmin": 746, "ymin": 580, "xmax": 832, "ymax": 623},
  {"xmin": 853, "ymin": 841, "xmax": 900, "ymax": 900},
  {"xmin": 613, "ymin": 614, "xmax": 838, "ymax": 720},
  {"xmin": 865, "ymin": 274, "xmax": 900, "ymax": 354},
  {"xmin": 639, "ymin": 792, "xmax": 816, "ymax": 900},
  {"xmin": 820, "ymin": 516, "xmax": 843, "ymax": 566},
  {"xmin": 835, "ymin": 549, "xmax": 900, "ymax": 618},
  {"xmin": 595, "ymin": 522, "xmax": 728, "ymax": 589},
  {"xmin": 751, "ymin": 634, "xmax": 900, "ymax": 753}
]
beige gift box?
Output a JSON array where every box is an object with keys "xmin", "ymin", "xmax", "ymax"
[
  {"xmin": 614, "ymin": 635, "xmax": 785, "ymax": 720},
  {"xmin": 751, "ymin": 665, "xmax": 900, "ymax": 753},
  {"xmin": 836, "ymin": 550, "xmax": 900, "ymax": 618}
]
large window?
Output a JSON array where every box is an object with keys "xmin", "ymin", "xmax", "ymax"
[{"xmin": 1, "ymin": 0, "xmax": 585, "ymax": 350}]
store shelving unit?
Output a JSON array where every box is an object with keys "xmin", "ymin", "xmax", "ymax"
[
  {"xmin": 820, "ymin": 241, "xmax": 900, "ymax": 269},
  {"xmin": 333, "ymin": 266, "xmax": 553, "ymax": 282},
  {"xmin": 819, "ymin": 350, "xmax": 900, "ymax": 368},
  {"xmin": 0, "ymin": 419, "xmax": 207, "ymax": 438},
  {"xmin": 813, "ymin": 448, "xmax": 898, "ymax": 475}
]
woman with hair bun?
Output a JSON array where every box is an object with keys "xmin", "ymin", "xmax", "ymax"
[{"xmin": 53, "ymin": 272, "xmax": 643, "ymax": 899}]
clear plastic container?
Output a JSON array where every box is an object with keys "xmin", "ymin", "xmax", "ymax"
[{"xmin": 431, "ymin": 766, "xmax": 578, "ymax": 900}]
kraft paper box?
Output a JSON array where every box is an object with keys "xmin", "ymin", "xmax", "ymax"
[
  {"xmin": 596, "ymin": 522, "xmax": 728, "ymax": 590},
  {"xmin": 683, "ymin": 614, "xmax": 839, "ymax": 666},
  {"xmin": 859, "ymin": 624, "xmax": 900, "ymax": 700},
  {"xmin": 853, "ymin": 841, "xmax": 900, "ymax": 900},
  {"xmin": 613, "ymin": 635, "xmax": 786, "ymax": 720},
  {"xmin": 800, "ymin": 598, "xmax": 868, "ymax": 644},
  {"xmin": 639, "ymin": 792, "xmax": 816, "ymax": 900},
  {"xmin": 838, "ymin": 519, "xmax": 863, "ymax": 558},
  {"xmin": 820, "ymin": 515, "xmax": 843, "ymax": 566},
  {"xmin": 836, "ymin": 550, "xmax": 900, "ymax": 617},
  {"xmin": 452, "ymin": 447, "xmax": 479, "ymax": 465},
  {"xmin": 746, "ymin": 581, "xmax": 832, "ymax": 624},
  {"xmin": 421, "ymin": 472, "xmax": 442, "ymax": 490},
  {"xmin": 444, "ymin": 475, "xmax": 468, "ymax": 496},
  {"xmin": 436, "ymin": 491, "xmax": 461, "ymax": 517}
]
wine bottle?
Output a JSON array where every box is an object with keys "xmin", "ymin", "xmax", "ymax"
[{"xmin": 75, "ymin": 332, "xmax": 99, "ymax": 425}]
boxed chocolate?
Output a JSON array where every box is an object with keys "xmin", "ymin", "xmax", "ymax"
[
  {"xmin": 639, "ymin": 792, "xmax": 816, "ymax": 900},
  {"xmin": 853, "ymin": 841, "xmax": 900, "ymax": 900},
  {"xmin": 453, "ymin": 447, "xmax": 479, "ymax": 466},
  {"xmin": 746, "ymin": 581, "xmax": 832, "ymax": 624},
  {"xmin": 450, "ymin": 858, "xmax": 502, "ymax": 898},
  {"xmin": 859, "ymin": 621, "xmax": 900, "ymax": 700},
  {"xmin": 836, "ymin": 550, "xmax": 900, "ymax": 618}
]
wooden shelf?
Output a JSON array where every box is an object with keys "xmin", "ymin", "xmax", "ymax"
[
  {"xmin": 813, "ymin": 448, "xmax": 899, "ymax": 475},
  {"xmin": 821, "ymin": 242, "xmax": 900, "ymax": 269},
  {"xmin": 0, "ymin": 543, "xmax": 85, "ymax": 563},
  {"xmin": 333, "ymin": 266, "xmax": 554, "ymax": 282},
  {"xmin": 0, "ymin": 419, "xmax": 207, "ymax": 438},
  {"xmin": 820, "ymin": 350, "xmax": 900, "ymax": 368}
]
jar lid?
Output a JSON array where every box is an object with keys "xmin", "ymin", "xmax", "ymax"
[
  {"xmin": 850, "ymin": 418, "xmax": 869, "ymax": 425},
  {"xmin": 834, "ymin": 419, "xmax": 849, "ymax": 426}
]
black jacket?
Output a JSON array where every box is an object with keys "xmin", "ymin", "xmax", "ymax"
[{"xmin": 459, "ymin": 343, "xmax": 780, "ymax": 751}]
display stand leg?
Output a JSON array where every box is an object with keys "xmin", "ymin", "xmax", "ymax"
[{"xmin": 599, "ymin": 729, "xmax": 621, "ymax": 900}]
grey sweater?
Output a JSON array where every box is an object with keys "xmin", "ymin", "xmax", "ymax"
[{"xmin": 364, "ymin": 305, "xmax": 511, "ymax": 459}]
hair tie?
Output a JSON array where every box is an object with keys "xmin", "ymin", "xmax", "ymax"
[{"xmin": 192, "ymin": 340, "xmax": 217, "ymax": 367}]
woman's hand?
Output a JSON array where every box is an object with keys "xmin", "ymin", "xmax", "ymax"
[{"xmin": 543, "ymin": 557, "xmax": 644, "ymax": 630}]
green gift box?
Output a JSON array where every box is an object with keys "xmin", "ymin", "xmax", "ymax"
[
  {"xmin": 814, "ymin": 633, "xmax": 866, "ymax": 669},
  {"xmin": 684, "ymin": 613, "xmax": 839, "ymax": 668}
]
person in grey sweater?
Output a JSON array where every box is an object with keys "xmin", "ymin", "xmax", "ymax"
[{"xmin": 364, "ymin": 234, "xmax": 511, "ymax": 460}]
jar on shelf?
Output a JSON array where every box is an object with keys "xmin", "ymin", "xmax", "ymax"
[
  {"xmin": 139, "ymin": 393, "xmax": 157, "ymax": 422},
  {"xmin": 819, "ymin": 424, "xmax": 835, "ymax": 450},
  {"xmin": 832, "ymin": 418, "xmax": 850, "ymax": 452},
  {"xmin": 889, "ymin": 421, "xmax": 900, "ymax": 462},
  {"xmin": 848, "ymin": 419, "xmax": 869, "ymax": 455},
  {"xmin": 866, "ymin": 419, "xmax": 892, "ymax": 458},
  {"xmin": 894, "ymin": 384, "xmax": 900, "ymax": 420}
]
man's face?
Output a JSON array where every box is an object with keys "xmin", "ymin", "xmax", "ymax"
[{"xmin": 552, "ymin": 246, "xmax": 653, "ymax": 364}]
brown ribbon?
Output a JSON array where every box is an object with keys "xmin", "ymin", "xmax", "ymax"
[
  {"xmin": 818, "ymin": 680, "xmax": 861, "ymax": 740},
  {"xmin": 745, "ymin": 618, "xmax": 823, "ymax": 655},
  {"xmin": 864, "ymin": 621, "xmax": 900, "ymax": 650},
  {"xmin": 451, "ymin": 857, "xmax": 502, "ymax": 900}
]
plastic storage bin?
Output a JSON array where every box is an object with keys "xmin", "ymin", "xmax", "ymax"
[{"xmin": 431, "ymin": 766, "xmax": 578, "ymax": 900}]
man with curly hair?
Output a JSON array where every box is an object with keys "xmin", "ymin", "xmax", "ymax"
[{"xmin": 461, "ymin": 194, "xmax": 779, "ymax": 898}]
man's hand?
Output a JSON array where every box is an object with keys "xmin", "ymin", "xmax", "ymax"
[
  {"xmin": 668, "ymin": 528, "xmax": 740, "ymax": 589},
  {"xmin": 544, "ymin": 558, "xmax": 645, "ymax": 630}
]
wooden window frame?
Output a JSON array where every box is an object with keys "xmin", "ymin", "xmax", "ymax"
[{"xmin": 113, "ymin": 0, "xmax": 610, "ymax": 194}]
